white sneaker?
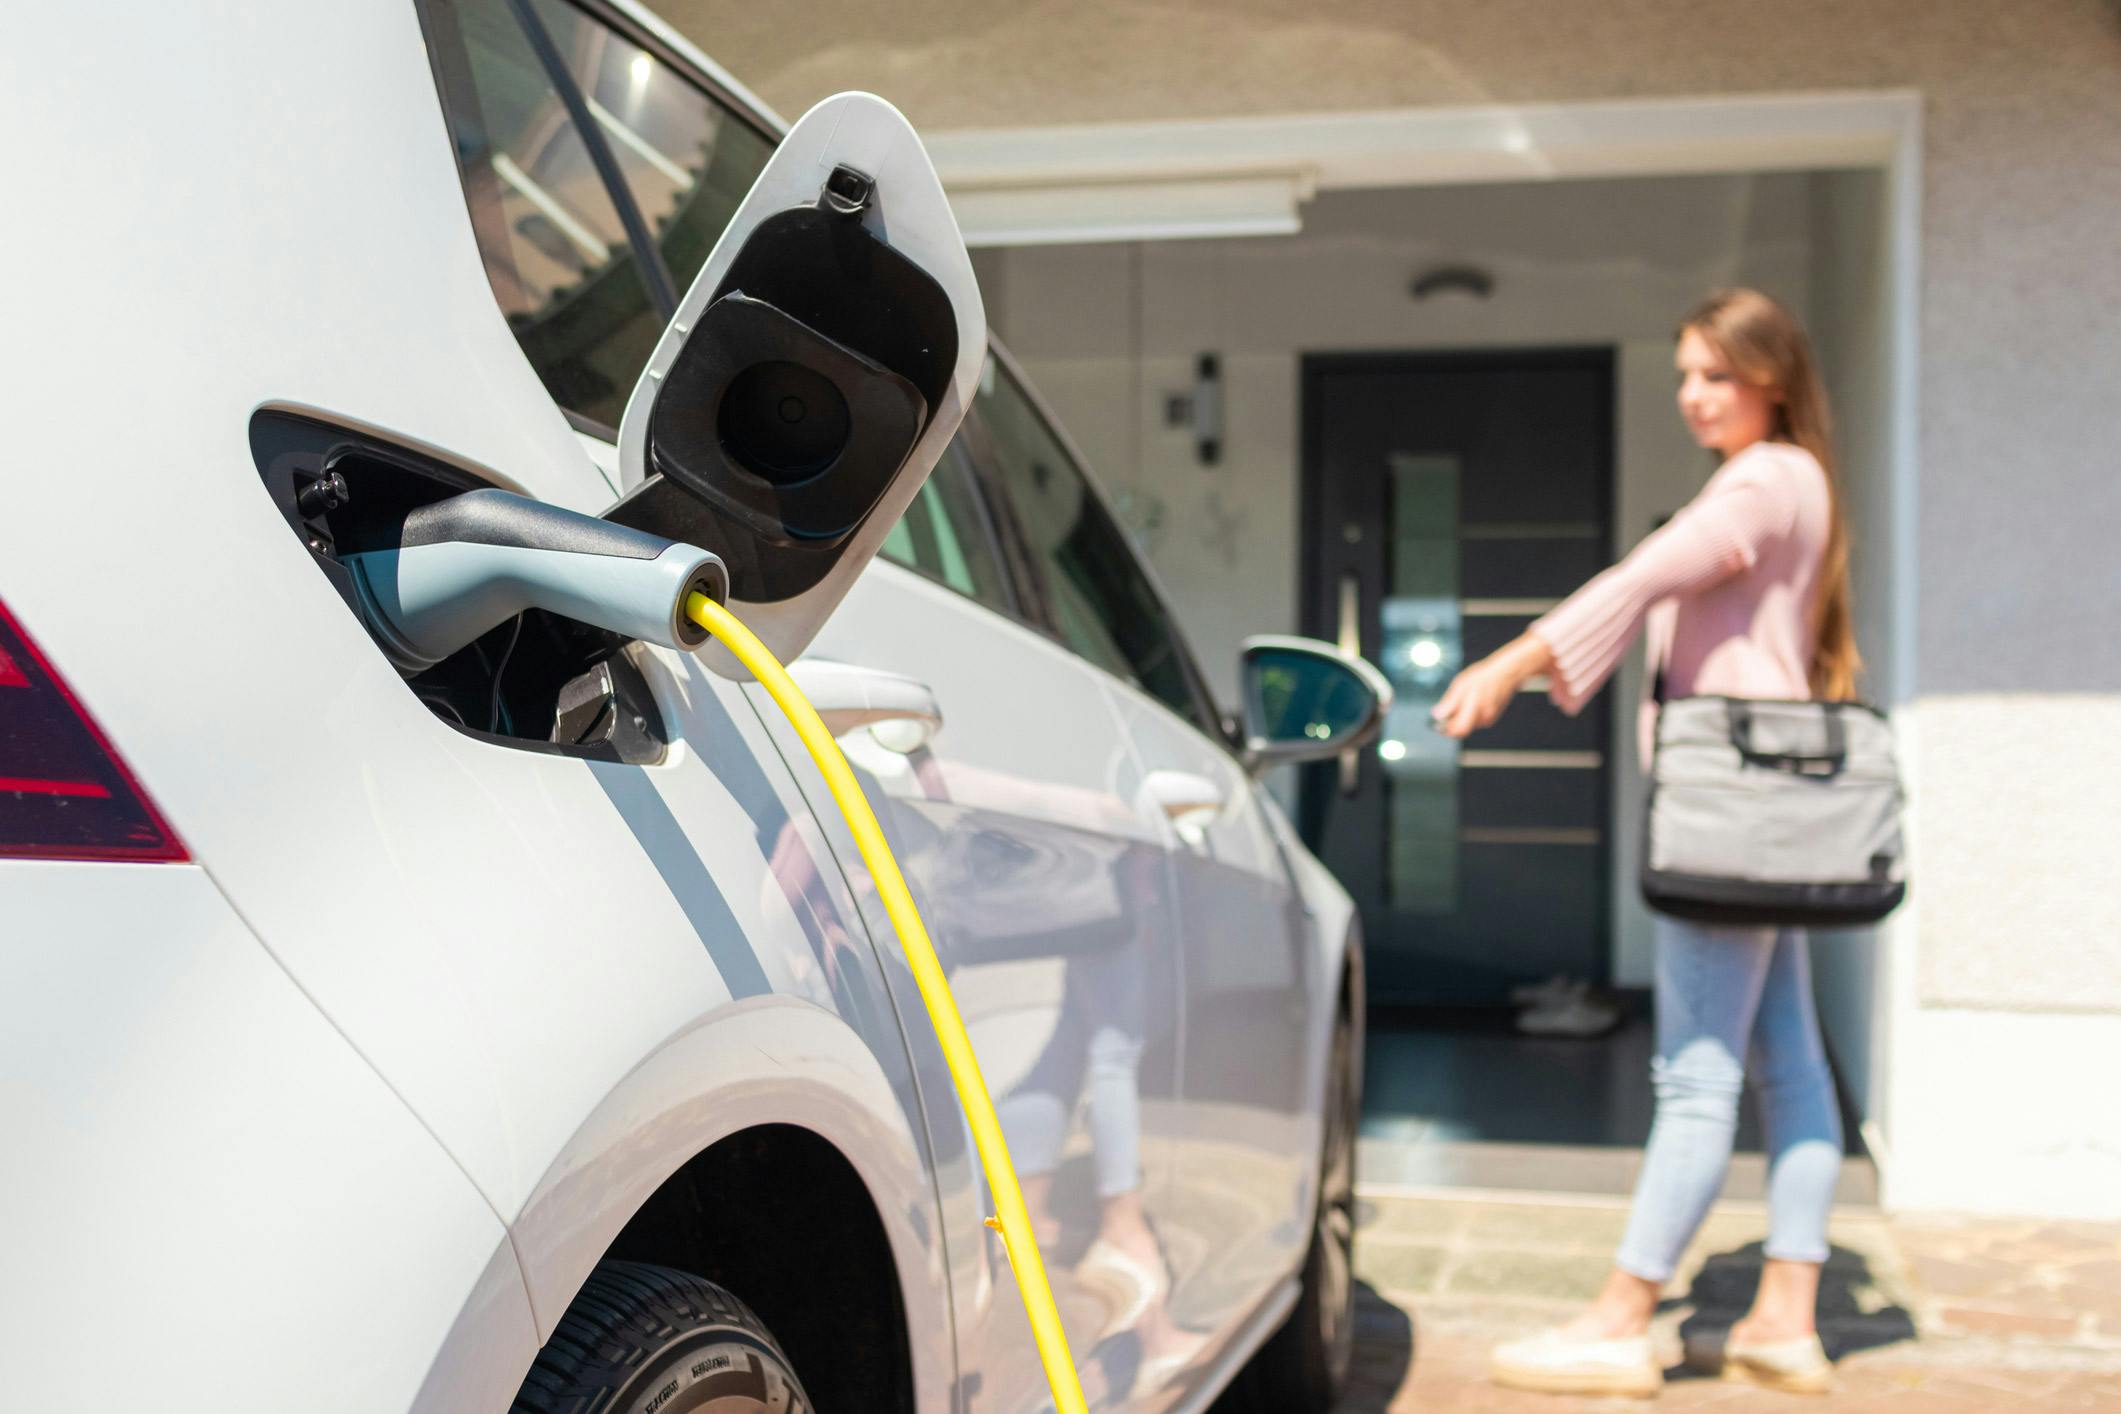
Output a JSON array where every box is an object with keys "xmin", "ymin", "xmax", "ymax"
[
  {"xmin": 1490, "ymin": 1327, "xmax": 1663, "ymax": 1398},
  {"xmin": 1510, "ymin": 973, "xmax": 1576, "ymax": 1007},
  {"xmin": 1684, "ymin": 1328, "xmax": 1833, "ymax": 1395},
  {"xmin": 1516, "ymin": 982, "xmax": 1622, "ymax": 1038},
  {"xmin": 1075, "ymin": 1237, "xmax": 1168, "ymax": 1342}
]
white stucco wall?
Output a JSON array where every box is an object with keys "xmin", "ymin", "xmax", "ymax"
[{"xmin": 1876, "ymin": 699, "xmax": 2121, "ymax": 1219}]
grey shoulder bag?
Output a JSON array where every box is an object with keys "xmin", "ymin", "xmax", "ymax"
[{"xmin": 1643, "ymin": 693, "xmax": 1908, "ymax": 927}]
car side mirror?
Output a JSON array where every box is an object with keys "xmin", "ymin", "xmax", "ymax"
[
  {"xmin": 1237, "ymin": 635, "xmax": 1393, "ymax": 776},
  {"xmin": 604, "ymin": 92, "xmax": 985, "ymax": 676}
]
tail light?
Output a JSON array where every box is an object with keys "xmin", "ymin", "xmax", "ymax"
[{"xmin": 0, "ymin": 595, "xmax": 187, "ymax": 862}]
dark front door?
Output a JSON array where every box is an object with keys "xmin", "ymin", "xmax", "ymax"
[{"xmin": 1300, "ymin": 350, "xmax": 1615, "ymax": 1004}]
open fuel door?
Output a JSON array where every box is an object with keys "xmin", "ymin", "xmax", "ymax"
[{"xmin": 605, "ymin": 92, "xmax": 985, "ymax": 675}]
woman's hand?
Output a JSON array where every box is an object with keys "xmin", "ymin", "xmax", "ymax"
[{"xmin": 1431, "ymin": 634, "xmax": 1555, "ymax": 738}]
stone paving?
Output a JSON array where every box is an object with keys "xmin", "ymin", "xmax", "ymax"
[{"xmin": 1335, "ymin": 1190, "xmax": 2121, "ymax": 1410}]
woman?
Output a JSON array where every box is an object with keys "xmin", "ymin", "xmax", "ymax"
[{"xmin": 1433, "ymin": 289, "xmax": 1857, "ymax": 1399}]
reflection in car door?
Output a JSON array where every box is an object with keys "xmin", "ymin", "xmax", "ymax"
[
  {"xmin": 1103, "ymin": 689, "xmax": 1314, "ymax": 1365},
  {"xmin": 765, "ymin": 439, "xmax": 1190, "ymax": 1410},
  {"xmin": 967, "ymin": 355, "xmax": 1315, "ymax": 1392}
]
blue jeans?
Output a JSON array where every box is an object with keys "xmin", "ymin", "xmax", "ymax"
[
  {"xmin": 997, "ymin": 939, "xmax": 1147, "ymax": 1200},
  {"xmin": 1615, "ymin": 918, "xmax": 1843, "ymax": 1282}
]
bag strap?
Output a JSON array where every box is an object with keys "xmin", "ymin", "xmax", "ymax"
[
  {"xmin": 1650, "ymin": 613, "xmax": 1669, "ymax": 706},
  {"xmin": 1726, "ymin": 699, "xmax": 1848, "ymax": 776}
]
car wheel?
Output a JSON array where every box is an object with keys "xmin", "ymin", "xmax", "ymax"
[
  {"xmin": 511, "ymin": 1261, "xmax": 812, "ymax": 1414},
  {"xmin": 1230, "ymin": 996, "xmax": 1360, "ymax": 1411}
]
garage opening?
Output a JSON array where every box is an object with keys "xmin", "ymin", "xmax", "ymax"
[{"xmin": 958, "ymin": 97, "xmax": 1914, "ymax": 1194}]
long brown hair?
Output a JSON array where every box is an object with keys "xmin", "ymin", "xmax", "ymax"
[{"xmin": 1680, "ymin": 288, "xmax": 1860, "ymax": 699}]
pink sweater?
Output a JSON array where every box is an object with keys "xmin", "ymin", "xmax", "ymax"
[{"xmin": 1530, "ymin": 440, "xmax": 1831, "ymax": 759}]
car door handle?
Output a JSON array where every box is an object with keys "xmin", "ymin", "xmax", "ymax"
[
  {"xmin": 785, "ymin": 658, "xmax": 943, "ymax": 753},
  {"xmin": 1139, "ymin": 769, "xmax": 1226, "ymax": 841}
]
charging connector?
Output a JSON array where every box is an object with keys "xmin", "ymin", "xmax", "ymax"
[{"xmin": 342, "ymin": 489, "xmax": 728, "ymax": 672}]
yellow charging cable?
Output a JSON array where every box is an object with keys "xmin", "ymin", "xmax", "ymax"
[{"xmin": 686, "ymin": 592, "xmax": 1088, "ymax": 1414}]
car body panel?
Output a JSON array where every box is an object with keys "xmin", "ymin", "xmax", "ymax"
[
  {"xmin": 506, "ymin": 995, "xmax": 956, "ymax": 1406},
  {"xmin": 12, "ymin": 0, "xmax": 859, "ymax": 1220},
  {"xmin": 1098, "ymin": 683, "xmax": 1315, "ymax": 1391},
  {"xmin": 9, "ymin": 0, "xmax": 591, "ymax": 1205},
  {"xmin": 411, "ymin": 1237, "xmax": 547, "ymax": 1414},
  {"xmin": 0, "ymin": 863, "xmax": 529, "ymax": 1412}
]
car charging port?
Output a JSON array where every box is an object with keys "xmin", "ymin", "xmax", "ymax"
[{"xmin": 253, "ymin": 410, "xmax": 690, "ymax": 764}]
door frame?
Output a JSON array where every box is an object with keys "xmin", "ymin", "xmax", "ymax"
[{"xmin": 1297, "ymin": 346, "xmax": 1618, "ymax": 999}]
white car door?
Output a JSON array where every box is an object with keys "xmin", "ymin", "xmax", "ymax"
[
  {"xmin": 966, "ymin": 356, "xmax": 1316, "ymax": 1397},
  {"xmin": 770, "ymin": 436, "xmax": 1192, "ymax": 1410},
  {"xmin": 1099, "ymin": 691, "xmax": 1315, "ymax": 1362}
]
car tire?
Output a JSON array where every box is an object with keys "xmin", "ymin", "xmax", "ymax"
[
  {"xmin": 1228, "ymin": 994, "xmax": 1360, "ymax": 1411},
  {"xmin": 511, "ymin": 1260, "xmax": 812, "ymax": 1414}
]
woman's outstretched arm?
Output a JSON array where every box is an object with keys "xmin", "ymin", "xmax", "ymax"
[
  {"xmin": 1431, "ymin": 461, "xmax": 1797, "ymax": 737},
  {"xmin": 1431, "ymin": 631, "xmax": 1555, "ymax": 738}
]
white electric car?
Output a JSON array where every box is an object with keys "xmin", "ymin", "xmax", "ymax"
[{"xmin": 1, "ymin": 3, "xmax": 1386, "ymax": 1411}]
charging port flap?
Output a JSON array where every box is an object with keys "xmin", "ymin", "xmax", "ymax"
[{"xmin": 603, "ymin": 91, "xmax": 986, "ymax": 678}]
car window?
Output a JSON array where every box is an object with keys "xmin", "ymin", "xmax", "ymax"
[
  {"xmin": 428, "ymin": 0, "xmax": 666, "ymax": 428},
  {"xmin": 878, "ymin": 442, "xmax": 1014, "ymax": 612},
  {"xmin": 976, "ymin": 356, "xmax": 1217, "ymax": 733},
  {"xmin": 523, "ymin": 0, "xmax": 774, "ymax": 301},
  {"xmin": 426, "ymin": 0, "xmax": 773, "ymax": 431}
]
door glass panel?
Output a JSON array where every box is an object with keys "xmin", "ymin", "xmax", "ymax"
[{"xmin": 1379, "ymin": 453, "xmax": 1461, "ymax": 912}]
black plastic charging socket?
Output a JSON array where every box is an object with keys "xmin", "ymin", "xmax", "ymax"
[{"xmin": 253, "ymin": 410, "xmax": 669, "ymax": 764}]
